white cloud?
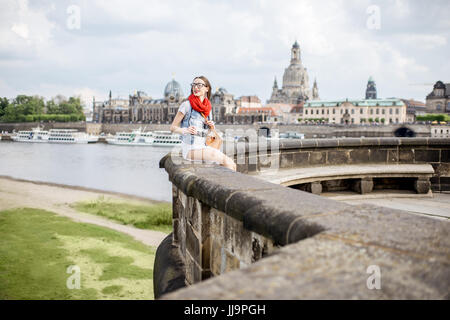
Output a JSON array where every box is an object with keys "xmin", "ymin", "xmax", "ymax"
[
  {"xmin": 0, "ymin": 0, "xmax": 56, "ymax": 58},
  {"xmin": 0, "ymin": 0, "xmax": 447, "ymax": 104},
  {"xmin": 11, "ymin": 23, "xmax": 29, "ymax": 39},
  {"xmin": 401, "ymin": 34, "xmax": 447, "ymax": 50}
]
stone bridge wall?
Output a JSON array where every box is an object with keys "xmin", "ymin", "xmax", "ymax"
[
  {"xmin": 234, "ymin": 137, "xmax": 450, "ymax": 192},
  {"xmin": 155, "ymin": 137, "xmax": 450, "ymax": 299}
]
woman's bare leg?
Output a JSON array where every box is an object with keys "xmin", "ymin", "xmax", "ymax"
[{"xmin": 187, "ymin": 148, "xmax": 236, "ymax": 171}]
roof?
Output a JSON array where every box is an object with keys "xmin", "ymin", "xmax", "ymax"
[
  {"xmin": 401, "ymin": 99, "xmax": 426, "ymax": 107},
  {"xmin": 305, "ymin": 98, "xmax": 405, "ymax": 108},
  {"xmin": 290, "ymin": 106, "xmax": 303, "ymax": 113},
  {"xmin": 237, "ymin": 107, "xmax": 279, "ymax": 116}
]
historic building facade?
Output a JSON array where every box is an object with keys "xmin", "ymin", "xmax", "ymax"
[
  {"xmin": 93, "ymin": 79, "xmax": 185, "ymax": 124},
  {"xmin": 302, "ymin": 98, "xmax": 407, "ymax": 125},
  {"xmin": 426, "ymin": 81, "xmax": 450, "ymax": 114},
  {"xmin": 267, "ymin": 41, "xmax": 319, "ymax": 105}
]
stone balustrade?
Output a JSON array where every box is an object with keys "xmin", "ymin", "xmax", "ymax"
[{"xmin": 154, "ymin": 137, "xmax": 450, "ymax": 299}]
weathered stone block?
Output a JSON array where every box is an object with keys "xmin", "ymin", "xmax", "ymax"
[
  {"xmin": 210, "ymin": 208, "xmax": 225, "ymax": 240},
  {"xmin": 387, "ymin": 149, "xmax": 399, "ymax": 163},
  {"xmin": 224, "ymin": 249, "xmax": 240, "ymax": 273},
  {"xmin": 186, "ymin": 222, "xmax": 201, "ymax": 263},
  {"xmin": 349, "ymin": 148, "xmax": 370, "ymax": 164},
  {"xmin": 414, "ymin": 178, "xmax": 431, "ymax": 194},
  {"xmin": 399, "ymin": 149, "xmax": 414, "ymax": 162},
  {"xmin": 327, "ymin": 150, "xmax": 349, "ymax": 165},
  {"xmin": 440, "ymin": 177, "xmax": 450, "ymax": 191},
  {"xmin": 280, "ymin": 152, "xmax": 294, "ymax": 168},
  {"xmin": 369, "ymin": 149, "xmax": 387, "ymax": 163},
  {"xmin": 441, "ymin": 149, "xmax": 450, "ymax": 163},
  {"xmin": 172, "ymin": 218, "xmax": 180, "ymax": 245},
  {"xmin": 293, "ymin": 152, "xmax": 309, "ymax": 166},
  {"xmin": 352, "ymin": 178, "xmax": 374, "ymax": 194},
  {"xmin": 187, "ymin": 198, "xmax": 202, "ymax": 231},
  {"xmin": 309, "ymin": 151, "xmax": 326, "ymax": 165},
  {"xmin": 210, "ymin": 239, "xmax": 222, "ymax": 276},
  {"xmin": 201, "ymin": 235, "xmax": 211, "ymax": 275},
  {"xmin": 307, "ymin": 182, "xmax": 322, "ymax": 195},
  {"xmin": 415, "ymin": 149, "xmax": 440, "ymax": 163},
  {"xmin": 185, "ymin": 251, "xmax": 202, "ymax": 285}
]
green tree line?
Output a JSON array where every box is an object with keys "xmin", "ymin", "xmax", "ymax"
[
  {"xmin": 0, "ymin": 95, "xmax": 86, "ymax": 123},
  {"xmin": 416, "ymin": 114, "xmax": 450, "ymax": 122}
]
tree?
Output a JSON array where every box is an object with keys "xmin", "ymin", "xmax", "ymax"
[{"xmin": 0, "ymin": 97, "xmax": 9, "ymax": 118}]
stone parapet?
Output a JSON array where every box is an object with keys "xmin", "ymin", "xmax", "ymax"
[{"xmin": 156, "ymin": 145, "xmax": 450, "ymax": 299}]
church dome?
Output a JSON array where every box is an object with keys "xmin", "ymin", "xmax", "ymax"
[
  {"xmin": 434, "ymin": 81, "xmax": 445, "ymax": 89},
  {"xmin": 293, "ymin": 40, "xmax": 300, "ymax": 49},
  {"xmin": 164, "ymin": 79, "xmax": 184, "ymax": 101},
  {"xmin": 216, "ymin": 87, "xmax": 228, "ymax": 94}
]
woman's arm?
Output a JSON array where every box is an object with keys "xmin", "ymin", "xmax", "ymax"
[{"xmin": 170, "ymin": 111, "xmax": 197, "ymax": 135}]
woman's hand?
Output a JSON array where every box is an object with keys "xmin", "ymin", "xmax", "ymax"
[
  {"xmin": 184, "ymin": 126, "xmax": 197, "ymax": 135},
  {"xmin": 205, "ymin": 120, "xmax": 215, "ymax": 129}
]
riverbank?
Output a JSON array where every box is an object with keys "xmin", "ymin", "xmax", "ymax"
[{"xmin": 0, "ymin": 176, "xmax": 169, "ymax": 247}]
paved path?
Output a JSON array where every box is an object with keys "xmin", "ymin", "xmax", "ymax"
[
  {"xmin": 0, "ymin": 176, "xmax": 169, "ymax": 247},
  {"xmin": 323, "ymin": 190, "xmax": 450, "ymax": 220}
]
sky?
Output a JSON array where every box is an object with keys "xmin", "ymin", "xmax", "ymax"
[{"xmin": 0, "ymin": 0, "xmax": 449, "ymax": 110}]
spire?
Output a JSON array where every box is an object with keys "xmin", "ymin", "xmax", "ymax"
[
  {"xmin": 291, "ymin": 40, "xmax": 301, "ymax": 64},
  {"xmin": 312, "ymin": 78, "xmax": 319, "ymax": 100},
  {"xmin": 273, "ymin": 76, "xmax": 278, "ymax": 89}
]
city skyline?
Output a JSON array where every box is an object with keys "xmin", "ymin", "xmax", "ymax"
[{"xmin": 0, "ymin": 0, "xmax": 449, "ymax": 108}]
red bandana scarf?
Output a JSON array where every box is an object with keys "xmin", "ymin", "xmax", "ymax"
[{"xmin": 188, "ymin": 94, "xmax": 212, "ymax": 118}]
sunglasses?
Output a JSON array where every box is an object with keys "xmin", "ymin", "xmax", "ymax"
[{"xmin": 191, "ymin": 83, "xmax": 207, "ymax": 88}]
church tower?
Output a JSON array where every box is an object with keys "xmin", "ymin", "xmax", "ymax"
[
  {"xmin": 268, "ymin": 41, "xmax": 317, "ymax": 104},
  {"xmin": 312, "ymin": 79, "xmax": 319, "ymax": 100},
  {"xmin": 290, "ymin": 40, "xmax": 301, "ymax": 64},
  {"xmin": 365, "ymin": 76, "xmax": 377, "ymax": 99}
]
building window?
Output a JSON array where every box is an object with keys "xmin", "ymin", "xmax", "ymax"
[
  {"xmin": 305, "ymin": 109, "xmax": 308, "ymax": 115},
  {"xmin": 382, "ymin": 109, "xmax": 385, "ymax": 115},
  {"xmin": 333, "ymin": 109, "xmax": 335, "ymax": 114},
  {"xmin": 376, "ymin": 108, "xmax": 379, "ymax": 115},
  {"xmin": 370, "ymin": 109, "xmax": 373, "ymax": 115},
  {"xmin": 396, "ymin": 108, "xmax": 399, "ymax": 115},
  {"xmin": 360, "ymin": 109, "xmax": 363, "ymax": 114},
  {"xmin": 437, "ymin": 104, "xmax": 442, "ymax": 111},
  {"xmin": 389, "ymin": 108, "xmax": 393, "ymax": 115}
]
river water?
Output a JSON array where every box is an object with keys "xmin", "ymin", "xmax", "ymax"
[{"xmin": 0, "ymin": 141, "xmax": 173, "ymax": 202}]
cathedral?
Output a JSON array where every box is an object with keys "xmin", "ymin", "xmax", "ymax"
[{"xmin": 268, "ymin": 41, "xmax": 319, "ymax": 104}]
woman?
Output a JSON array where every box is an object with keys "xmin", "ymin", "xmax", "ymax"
[{"xmin": 170, "ymin": 76, "xmax": 236, "ymax": 171}]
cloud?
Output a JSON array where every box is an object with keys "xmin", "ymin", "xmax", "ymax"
[{"xmin": 0, "ymin": 0, "xmax": 448, "ymax": 105}]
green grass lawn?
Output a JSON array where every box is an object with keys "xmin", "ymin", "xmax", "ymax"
[
  {"xmin": 0, "ymin": 208, "xmax": 157, "ymax": 300},
  {"xmin": 71, "ymin": 196, "xmax": 172, "ymax": 234}
]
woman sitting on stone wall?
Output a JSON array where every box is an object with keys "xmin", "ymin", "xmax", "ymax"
[{"xmin": 170, "ymin": 76, "xmax": 236, "ymax": 171}]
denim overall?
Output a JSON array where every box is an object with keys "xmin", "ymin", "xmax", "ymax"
[{"xmin": 179, "ymin": 101, "xmax": 212, "ymax": 158}]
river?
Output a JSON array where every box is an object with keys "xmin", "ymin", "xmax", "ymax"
[{"xmin": 0, "ymin": 141, "xmax": 173, "ymax": 202}]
